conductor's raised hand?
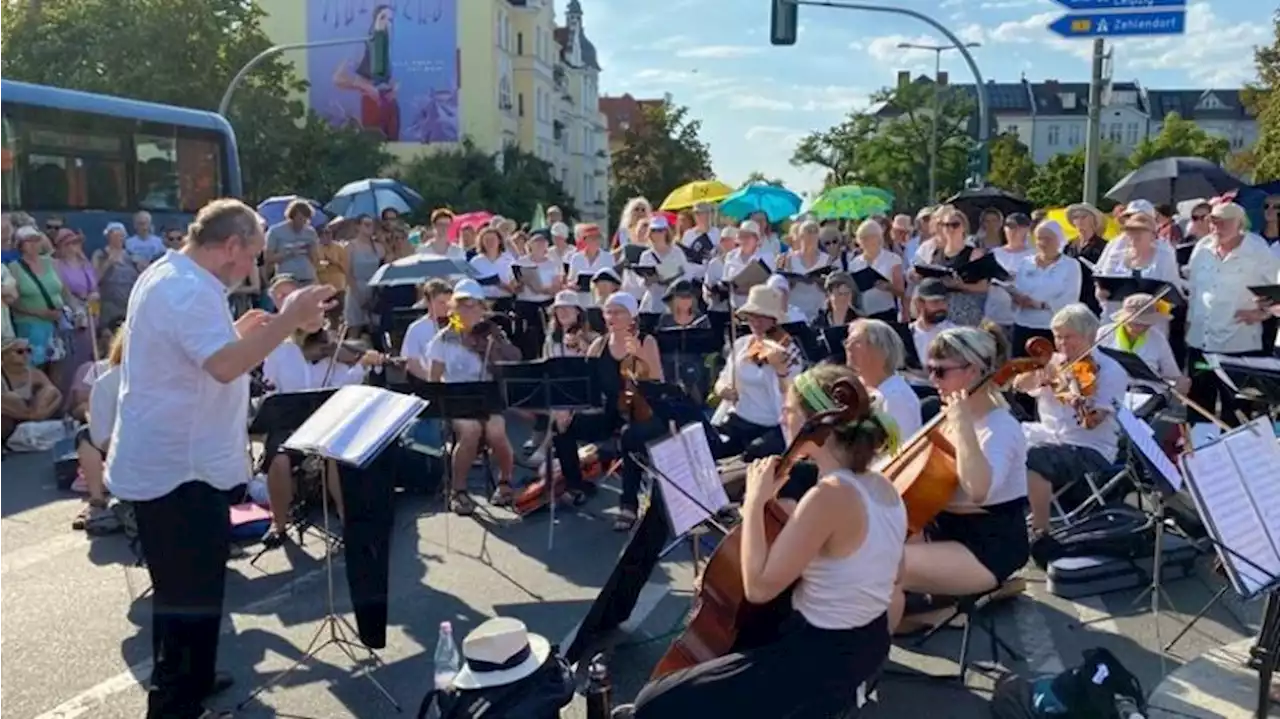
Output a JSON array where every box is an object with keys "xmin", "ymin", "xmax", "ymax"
[
  {"xmin": 280, "ymin": 284, "xmax": 337, "ymax": 330},
  {"xmin": 234, "ymin": 309, "xmax": 271, "ymax": 337}
]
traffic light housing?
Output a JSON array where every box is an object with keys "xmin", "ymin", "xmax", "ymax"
[{"xmin": 770, "ymin": 0, "xmax": 798, "ymax": 46}]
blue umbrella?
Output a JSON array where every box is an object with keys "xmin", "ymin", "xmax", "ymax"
[
  {"xmin": 255, "ymin": 196, "xmax": 328, "ymax": 228},
  {"xmin": 718, "ymin": 183, "xmax": 803, "ymax": 223},
  {"xmin": 324, "ymin": 178, "xmax": 424, "ymax": 219}
]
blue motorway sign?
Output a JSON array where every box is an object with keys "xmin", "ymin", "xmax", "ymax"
[
  {"xmin": 1048, "ymin": 10, "xmax": 1186, "ymax": 37},
  {"xmin": 1054, "ymin": 0, "xmax": 1185, "ymax": 10}
]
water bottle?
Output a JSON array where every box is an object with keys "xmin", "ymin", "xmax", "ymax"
[
  {"xmin": 585, "ymin": 653, "xmax": 612, "ymax": 719},
  {"xmin": 1030, "ymin": 677, "xmax": 1069, "ymax": 715},
  {"xmin": 433, "ymin": 621, "xmax": 461, "ymax": 690},
  {"xmin": 1114, "ymin": 695, "xmax": 1145, "ymax": 719}
]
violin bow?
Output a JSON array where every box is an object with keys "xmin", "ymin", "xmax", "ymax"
[{"xmin": 320, "ymin": 322, "xmax": 351, "ymax": 387}]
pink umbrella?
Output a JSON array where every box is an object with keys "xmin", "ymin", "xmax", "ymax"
[{"xmin": 448, "ymin": 211, "xmax": 493, "ymax": 242}]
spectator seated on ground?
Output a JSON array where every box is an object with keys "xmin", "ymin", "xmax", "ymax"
[
  {"xmin": 67, "ymin": 321, "xmax": 119, "ymax": 422},
  {"xmin": 73, "ymin": 326, "xmax": 124, "ymax": 533},
  {"xmin": 1, "ymin": 336, "xmax": 62, "ymax": 449}
]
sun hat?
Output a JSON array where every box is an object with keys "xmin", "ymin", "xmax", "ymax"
[
  {"xmin": 101, "ymin": 222, "xmax": 127, "ymax": 237},
  {"xmin": 591, "ymin": 267, "xmax": 621, "ymax": 285},
  {"xmin": 268, "ymin": 273, "xmax": 299, "ymax": 293},
  {"xmin": 451, "ymin": 617, "xmax": 551, "ymax": 690},
  {"xmin": 1111, "ymin": 292, "xmax": 1167, "ymax": 326},
  {"xmin": 737, "ymin": 220, "xmax": 762, "ymax": 238},
  {"xmin": 737, "ymin": 285, "xmax": 786, "ymax": 322},
  {"xmin": 452, "ymin": 278, "xmax": 485, "ymax": 301},
  {"xmin": 551, "ymin": 222, "xmax": 570, "ymax": 238},
  {"xmin": 663, "ymin": 279, "xmax": 697, "ymax": 301},
  {"xmin": 1121, "ymin": 199, "xmax": 1155, "ymax": 218},
  {"xmin": 604, "ymin": 291, "xmax": 639, "ymax": 317},
  {"xmin": 54, "ymin": 228, "xmax": 79, "ymax": 245},
  {"xmin": 1122, "ymin": 212, "xmax": 1156, "ymax": 233},
  {"xmin": 1210, "ymin": 202, "xmax": 1247, "ymax": 223},
  {"xmin": 1065, "ymin": 202, "xmax": 1106, "ymax": 229},
  {"xmin": 551, "ymin": 289, "xmax": 581, "ymax": 309},
  {"xmin": 891, "ymin": 214, "xmax": 913, "ymax": 231}
]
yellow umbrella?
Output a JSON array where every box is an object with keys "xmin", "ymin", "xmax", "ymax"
[
  {"xmin": 1043, "ymin": 207, "xmax": 1123, "ymax": 241},
  {"xmin": 659, "ymin": 180, "xmax": 735, "ymax": 211}
]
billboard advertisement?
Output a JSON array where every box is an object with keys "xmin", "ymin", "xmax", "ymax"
[{"xmin": 307, "ymin": 1, "xmax": 459, "ymax": 144}]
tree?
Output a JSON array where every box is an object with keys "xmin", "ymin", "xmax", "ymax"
[
  {"xmin": 1245, "ymin": 10, "xmax": 1280, "ymax": 182},
  {"xmin": 1, "ymin": 0, "xmax": 390, "ymax": 202},
  {"xmin": 987, "ymin": 132, "xmax": 1037, "ymax": 196},
  {"xmin": 609, "ymin": 100, "xmax": 713, "ymax": 224},
  {"xmin": 790, "ymin": 79, "xmax": 974, "ymax": 208},
  {"xmin": 1128, "ymin": 112, "xmax": 1231, "ymax": 169},
  {"xmin": 742, "ymin": 171, "xmax": 785, "ymax": 187},
  {"xmin": 1026, "ymin": 146, "xmax": 1124, "ymax": 209},
  {"xmin": 398, "ymin": 139, "xmax": 577, "ymax": 225}
]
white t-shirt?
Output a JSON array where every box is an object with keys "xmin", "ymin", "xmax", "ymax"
[
  {"xmin": 911, "ymin": 319, "xmax": 955, "ymax": 366},
  {"xmin": 470, "ymin": 253, "xmax": 515, "ymax": 299},
  {"xmin": 849, "ymin": 250, "xmax": 902, "ymax": 318},
  {"xmin": 125, "ymin": 233, "xmax": 166, "ymax": 262},
  {"xmin": 874, "ymin": 373, "xmax": 921, "ymax": 440},
  {"xmin": 425, "ymin": 332, "xmax": 488, "ymax": 382},
  {"xmin": 1012, "ymin": 254, "xmax": 1083, "ymax": 330},
  {"xmin": 1024, "ymin": 350, "xmax": 1128, "ymax": 462},
  {"xmin": 262, "ymin": 341, "xmax": 366, "ymax": 392},
  {"xmin": 567, "ymin": 249, "xmax": 614, "ymax": 307},
  {"xmin": 516, "ymin": 257, "xmax": 561, "ymax": 302},
  {"xmin": 715, "ymin": 334, "xmax": 803, "ymax": 427},
  {"xmin": 88, "ymin": 364, "xmax": 122, "ymax": 448},
  {"xmin": 984, "ymin": 245, "xmax": 1034, "ymax": 326},
  {"xmin": 400, "ymin": 315, "xmax": 439, "ymax": 364},
  {"xmin": 106, "ymin": 251, "xmax": 249, "ymax": 501},
  {"xmin": 960, "ymin": 407, "xmax": 1028, "ymax": 507}
]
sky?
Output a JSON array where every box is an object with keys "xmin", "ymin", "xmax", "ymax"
[{"xmin": 581, "ymin": 0, "xmax": 1272, "ymax": 198}]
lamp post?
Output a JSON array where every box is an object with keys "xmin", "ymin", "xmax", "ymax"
[
  {"xmin": 218, "ymin": 36, "xmax": 371, "ymax": 118},
  {"xmin": 896, "ymin": 41, "xmax": 981, "ymax": 203}
]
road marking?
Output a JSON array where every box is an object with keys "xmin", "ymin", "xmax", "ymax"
[
  {"xmin": 1012, "ymin": 585, "xmax": 1066, "ymax": 677},
  {"xmin": 1073, "ymin": 595, "xmax": 1122, "ymax": 636},
  {"xmin": 1, "ymin": 533, "xmax": 89, "ymax": 577},
  {"xmin": 31, "ymin": 563, "xmax": 330, "ymax": 719}
]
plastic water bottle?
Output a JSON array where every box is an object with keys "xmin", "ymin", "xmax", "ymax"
[
  {"xmin": 1114, "ymin": 695, "xmax": 1145, "ymax": 719},
  {"xmin": 434, "ymin": 621, "xmax": 461, "ymax": 690},
  {"xmin": 585, "ymin": 653, "xmax": 612, "ymax": 719}
]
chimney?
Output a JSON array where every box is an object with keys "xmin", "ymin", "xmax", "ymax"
[
  {"xmin": 897, "ymin": 71, "xmax": 910, "ymax": 89},
  {"xmin": 936, "ymin": 71, "xmax": 949, "ymax": 87},
  {"xmin": 1045, "ymin": 79, "xmax": 1059, "ymax": 89}
]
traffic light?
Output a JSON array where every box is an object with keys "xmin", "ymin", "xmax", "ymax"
[
  {"xmin": 967, "ymin": 142, "xmax": 989, "ymax": 181},
  {"xmin": 770, "ymin": 0, "xmax": 798, "ymax": 46}
]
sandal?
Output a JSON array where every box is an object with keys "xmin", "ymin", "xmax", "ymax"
[
  {"xmin": 490, "ymin": 483, "xmax": 514, "ymax": 507},
  {"xmin": 451, "ymin": 491, "xmax": 476, "ymax": 516},
  {"xmin": 72, "ymin": 500, "xmax": 110, "ymax": 531},
  {"xmin": 612, "ymin": 508, "xmax": 638, "ymax": 532},
  {"xmin": 260, "ymin": 527, "xmax": 286, "ymax": 550}
]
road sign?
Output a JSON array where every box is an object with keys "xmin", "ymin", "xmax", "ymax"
[
  {"xmin": 1054, "ymin": 0, "xmax": 1185, "ymax": 10},
  {"xmin": 1048, "ymin": 10, "xmax": 1185, "ymax": 38}
]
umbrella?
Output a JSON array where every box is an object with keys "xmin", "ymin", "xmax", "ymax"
[
  {"xmin": 719, "ymin": 183, "xmax": 803, "ymax": 223},
  {"xmin": 1105, "ymin": 157, "xmax": 1242, "ymax": 205},
  {"xmin": 1043, "ymin": 207, "xmax": 1122, "ymax": 241},
  {"xmin": 324, "ymin": 178, "xmax": 425, "ymax": 219},
  {"xmin": 256, "ymin": 196, "xmax": 327, "ymax": 228},
  {"xmin": 944, "ymin": 186, "xmax": 1033, "ymax": 229},
  {"xmin": 368, "ymin": 254, "xmax": 475, "ymax": 288},
  {"xmin": 659, "ymin": 180, "xmax": 735, "ymax": 211},
  {"xmin": 448, "ymin": 211, "xmax": 494, "ymax": 241},
  {"xmin": 530, "ymin": 203, "xmax": 547, "ymax": 230},
  {"xmin": 809, "ymin": 185, "xmax": 894, "ymax": 221}
]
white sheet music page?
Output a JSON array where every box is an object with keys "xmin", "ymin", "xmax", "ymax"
[
  {"xmin": 1182, "ymin": 441, "xmax": 1280, "ymax": 597},
  {"xmin": 284, "ymin": 385, "xmax": 426, "ymax": 467},
  {"xmin": 1224, "ymin": 417, "xmax": 1280, "ymax": 553},
  {"xmin": 680, "ymin": 422, "xmax": 731, "ymax": 513},
  {"xmin": 647, "ymin": 433, "xmax": 714, "ymax": 537},
  {"xmin": 1116, "ymin": 407, "xmax": 1181, "ymax": 490}
]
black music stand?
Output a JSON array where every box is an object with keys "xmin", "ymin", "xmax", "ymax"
[
  {"xmin": 493, "ymin": 356, "xmax": 607, "ymax": 550},
  {"xmin": 781, "ymin": 321, "xmax": 823, "ymax": 365},
  {"xmin": 1211, "ymin": 356, "xmax": 1280, "ymax": 415},
  {"xmin": 657, "ymin": 325, "xmax": 721, "ymax": 400}
]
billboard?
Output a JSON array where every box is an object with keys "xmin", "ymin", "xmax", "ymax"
[{"xmin": 307, "ymin": 1, "xmax": 459, "ymax": 144}]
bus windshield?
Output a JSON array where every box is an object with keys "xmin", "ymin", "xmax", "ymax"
[{"xmin": 1, "ymin": 80, "xmax": 242, "ymax": 249}]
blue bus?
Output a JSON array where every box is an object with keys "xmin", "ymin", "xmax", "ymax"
[{"xmin": 1, "ymin": 80, "xmax": 242, "ymax": 250}]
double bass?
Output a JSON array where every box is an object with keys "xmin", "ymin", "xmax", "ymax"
[{"xmin": 651, "ymin": 378, "xmax": 870, "ymax": 679}]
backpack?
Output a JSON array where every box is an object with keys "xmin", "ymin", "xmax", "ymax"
[
  {"xmin": 1048, "ymin": 647, "xmax": 1145, "ymax": 718},
  {"xmin": 416, "ymin": 653, "xmax": 575, "ymax": 719},
  {"xmin": 1031, "ymin": 507, "xmax": 1154, "ymax": 570}
]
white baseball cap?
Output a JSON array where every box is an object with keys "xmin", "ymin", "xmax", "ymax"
[
  {"xmin": 604, "ymin": 291, "xmax": 639, "ymax": 317},
  {"xmin": 452, "ymin": 278, "xmax": 485, "ymax": 301}
]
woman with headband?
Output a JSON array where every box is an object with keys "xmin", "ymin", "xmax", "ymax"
[
  {"xmin": 893, "ymin": 324, "xmax": 1030, "ymax": 630},
  {"xmin": 622, "ymin": 364, "xmax": 905, "ymax": 718}
]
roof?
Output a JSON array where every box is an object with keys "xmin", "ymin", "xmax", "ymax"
[
  {"xmin": 1147, "ymin": 89, "xmax": 1251, "ymax": 121},
  {"xmin": 598, "ymin": 94, "xmax": 664, "ymax": 142},
  {"xmin": 554, "ymin": 25, "xmax": 601, "ymax": 71}
]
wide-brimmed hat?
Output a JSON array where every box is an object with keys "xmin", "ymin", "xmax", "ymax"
[
  {"xmin": 1121, "ymin": 199, "xmax": 1155, "ymax": 218},
  {"xmin": 451, "ymin": 618, "xmax": 551, "ymax": 690},
  {"xmin": 737, "ymin": 285, "xmax": 786, "ymax": 322},
  {"xmin": 1210, "ymin": 202, "xmax": 1247, "ymax": 223},
  {"xmin": 664, "ymin": 279, "xmax": 697, "ymax": 301},
  {"xmin": 1111, "ymin": 292, "xmax": 1167, "ymax": 326},
  {"xmin": 551, "ymin": 289, "xmax": 581, "ymax": 309},
  {"xmin": 1065, "ymin": 202, "xmax": 1106, "ymax": 229},
  {"xmin": 1122, "ymin": 212, "xmax": 1156, "ymax": 233}
]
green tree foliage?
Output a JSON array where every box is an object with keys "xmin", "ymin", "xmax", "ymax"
[
  {"xmin": 1245, "ymin": 10, "xmax": 1280, "ymax": 182},
  {"xmin": 1026, "ymin": 146, "xmax": 1124, "ymax": 210},
  {"xmin": 742, "ymin": 171, "xmax": 786, "ymax": 187},
  {"xmin": 1128, "ymin": 112, "xmax": 1231, "ymax": 170},
  {"xmin": 398, "ymin": 140, "xmax": 577, "ymax": 225},
  {"xmin": 609, "ymin": 100, "xmax": 714, "ymax": 223},
  {"xmin": 987, "ymin": 132, "xmax": 1037, "ymax": 196},
  {"xmin": 791, "ymin": 80, "xmax": 973, "ymax": 208},
  {"xmin": 1, "ymin": 0, "xmax": 390, "ymax": 202}
]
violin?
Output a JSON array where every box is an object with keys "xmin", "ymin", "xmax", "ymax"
[
  {"xmin": 618, "ymin": 351, "xmax": 655, "ymax": 423},
  {"xmin": 460, "ymin": 314, "xmax": 521, "ymax": 362},
  {"xmin": 1006, "ymin": 335, "xmax": 1103, "ymax": 429},
  {"xmin": 651, "ymin": 378, "xmax": 870, "ymax": 679},
  {"xmin": 745, "ymin": 326, "xmax": 793, "ymax": 367}
]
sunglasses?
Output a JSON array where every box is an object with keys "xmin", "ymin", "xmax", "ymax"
[
  {"xmin": 925, "ymin": 363, "xmax": 966, "ymax": 378},
  {"xmin": 8, "ymin": 347, "xmax": 31, "ymax": 356},
  {"xmin": 1191, "ymin": 213, "xmax": 1209, "ymax": 221},
  {"xmin": 1267, "ymin": 204, "xmax": 1280, "ymax": 211},
  {"xmin": 940, "ymin": 221, "xmax": 963, "ymax": 229}
]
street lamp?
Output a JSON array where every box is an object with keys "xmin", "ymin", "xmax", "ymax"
[
  {"xmin": 896, "ymin": 41, "xmax": 981, "ymax": 202},
  {"xmin": 218, "ymin": 36, "xmax": 371, "ymax": 117}
]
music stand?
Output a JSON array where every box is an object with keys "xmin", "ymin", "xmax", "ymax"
[
  {"xmin": 781, "ymin": 321, "xmax": 823, "ymax": 366},
  {"xmin": 656, "ymin": 325, "xmax": 721, "ymax": 399},
  {"xmin": 493, "ymin": 356, "xmax": 606, "ymax": 550},
  {"xmin": 1208, "ymin": 355, "xmax": 1280, "ymax": 414}
]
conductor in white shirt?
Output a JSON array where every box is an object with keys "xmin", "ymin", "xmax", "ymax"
[{"xmin": 106, "ymin": 199, "xmax": 334, "ymax": 719}]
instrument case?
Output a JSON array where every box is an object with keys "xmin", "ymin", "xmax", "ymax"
[{"xmin": 1046, "ymin": 534, "xmax": 1199, "ymax": 599}]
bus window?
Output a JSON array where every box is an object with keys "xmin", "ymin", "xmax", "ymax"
[
  {"xmin": 176, "ymin": 134, "xmax": 220, "ymax": 211},
  {"xmin": 135, "ymin": 133, "xmax": 179, "ymax": 211}
]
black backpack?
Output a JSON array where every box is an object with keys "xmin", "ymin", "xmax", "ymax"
[
  {"xmin": 1050, "ymin": 647, "xmax": 1146, "ymax": 717},
  {"xmin": 1031, "ymin": 507, "xmax": 1155, "ymax": 570},
  {"xmin": 416, "ymin": 653, "xmax": 575, "ymax": 719}
]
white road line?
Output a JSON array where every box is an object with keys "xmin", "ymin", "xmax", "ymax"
[
  {"xmin": 1073, "ymin": 595, "xmax": 1122, "ymax": 636},
  {"xmin": 1012, "ymin": 585, "xmax": 1066, "ymax": 677},
  {"xmin": 1, "ymin": 533, "xmax": 89, "ymax": 577},
  {"xmin": 30, "ymin": 563, "xmax": 330, "ymax": 719}
]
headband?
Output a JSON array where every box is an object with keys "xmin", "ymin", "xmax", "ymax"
[
  {"xmin": 794, "ymin": 371, "xmax": 902, "ymax": 456},
  {"xmin": 794, "ymin": 372, "xmax": 836, "ymax": 413}
]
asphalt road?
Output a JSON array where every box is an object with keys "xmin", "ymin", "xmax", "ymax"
[{"xmin": 0, "ymin": 436, "xmax": 1261, "ymax": 719}]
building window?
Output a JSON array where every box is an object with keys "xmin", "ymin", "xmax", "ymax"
[
  {"xmin": 1068, "ymin": 124, "xmax": 1082, "ymax": 146},
  {"xmin": 1107, "ymin": 122, "xmax": 1123, "ymax": 143},
  {"xmin": 1125, "ymin": 122, "xmax": 1139, "ymax": 145},
  {"xmin": 1047, "ymin": 124, "xmax": 1060, "ymax": 146},
  {"xmin": 518, "ymin": 93, "xmax": 525, "ymax": 117},
  {"xmin": 517, "ymin": 32, "xmax": 523, "ymax": 55}
]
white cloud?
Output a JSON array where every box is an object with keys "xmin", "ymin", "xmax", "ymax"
[
  {"xmin": 744, "ymin": 126, "xmax": 805, "ymax": 143},
  {"xmin": 1120, "ymin": 2, "xmax": 1268, "ymax": 85},
  {"xmin": 675, "ymin": 45, "xmax": 764, "ymax": 59},
  {"xmin": 958, "ymin": 23, "xmax": 986, "ymax": 45},
  {"xmin": 731, "ymin": 95, "xmax": 793, "ymax": 111}
]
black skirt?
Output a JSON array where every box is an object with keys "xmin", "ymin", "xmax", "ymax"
[
  {"xmin": 634, "ymin": 612, "xmax": 889, "ymax": 718},
  {"xmin": 925, "ymin": 500, "xmax": 1030, "ymax": 584}
]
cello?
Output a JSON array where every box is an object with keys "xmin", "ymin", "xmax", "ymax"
[{"xmin": 650, "ymin": 378, "xmax": 870, "ymax": 679}]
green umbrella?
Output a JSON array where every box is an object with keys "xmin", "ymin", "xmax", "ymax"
[
  {"xmin": 530, "ymin": 202, "xmax": 547, "ymax": 229},
  {"xmin": 809, "ymin": 185, "xmax": 894, "ymax": 221}
]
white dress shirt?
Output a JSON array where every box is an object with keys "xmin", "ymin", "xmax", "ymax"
[
  {"xmin": 106, "ymin": 251, "xmax": 249, "ymax": 501},
  {"xmin": 1012, "ymin": 254, "xmax": 1083, "ymax": 330},
  {"xmin": 1095, "ymin": 232, "xmax": 1177, "ymax": 278},
  {"xmin": 874, "ymin": 373, "xmax": 921, "ymax": 440},
  {"xmin": 715, "ymin": 335, "xmax": 802, "ymax": 427},
  {"xmin": 1023, "ymin": 350, "xmax": 1128, "ymax": 462},
  {"xmin": 1186, "ymin": 233, "xmax": 1280, "ymax": 353},
  {"xmin": 567, "ymin": 249, "xmax": 614, "ymax": 307},
  {"xmin": 262, "ymin": 341, "xmax": 367, "ymax": 392},
  {"xmin": 470, "ymin": 253, "xmax": 515, "ymax": 299}
]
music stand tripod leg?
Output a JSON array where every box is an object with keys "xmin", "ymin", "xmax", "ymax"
[{"xmin": 1165, "ymin": 584, "xmax": 1230, "ymax": 653}]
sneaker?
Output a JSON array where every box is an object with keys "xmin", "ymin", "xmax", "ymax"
[{"xmin": 82, "ymin": 503, "xmax": 122, "ymax": 535}]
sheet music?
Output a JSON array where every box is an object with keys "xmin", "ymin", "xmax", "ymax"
[
  {"xmin": 647, "ymin": 424, "xmax": 729, "ymax": 537},
  {"xmin": 283, "ymin": 385, "xmax": 426, "ymax": 467},
  {"xmin": 1224, "ymin": 417, "xmax": 1280, "ymax": 548},
  {"xmin": 1182, "ymin": 437, "xmax": 1280, "ymax": 597},
  {"xmin": 1121, "ymin": 393, "xmax": 1158, "ymax": 422},
  {"xmin": 1116, "ymin": 407, "xmax": 1181, "ymax": 490},
  {"xmin": 680, "ymin": 423, "xmax": 731, "ymax": 512}
]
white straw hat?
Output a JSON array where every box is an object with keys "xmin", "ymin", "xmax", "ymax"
[
  {"xmin": 451, "ymin": 618, "xmax": 551, "ymax": 690},
  {"xmin": 737, "ymin": 285, "xmax": 786, "ymax": 322}
]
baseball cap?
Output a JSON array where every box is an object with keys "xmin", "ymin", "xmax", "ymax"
[
  {"xmin": 269, "ymin": 273, "xmax": 299, "ymax": 292},
  {"xmin": 452, "ymin": 278, "xmax": 485, "ymax": 301},
  {"xmin": 738, "ymin": 220, "xmax": 761, "ymax": 237},
  {"xmin": 916, "ymin": 278, "xmax": 948, "ymax": 301},
  {"xmin": 550, "ymin": 222, "xmax": 570, "ymax": 238},
  {"xmin": 648, "ymin": 215, "xmax": 670, "ymax": 231},
  {"xmin": 1004, "ymin": 212, "xmax": 1033, "ymax": 228},
  {"xmin": 1210, "ymin": 202, "xmax": 1247, "ymax": 223},
  {"xmin": 591, "ymin": 267, "xmax": 621, "ymax": 285},
  {"xmin": 664, "ymin": 279, "xmax": 697, "ymax": 301},
  {"xmin": 1122, "ymin": 199, "xmax": 1155, "ymax": 218}
]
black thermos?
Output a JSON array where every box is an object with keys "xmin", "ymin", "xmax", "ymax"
[{"xmin": 585, "ymin": 653, "xmax": 612, "ymax": 719}]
